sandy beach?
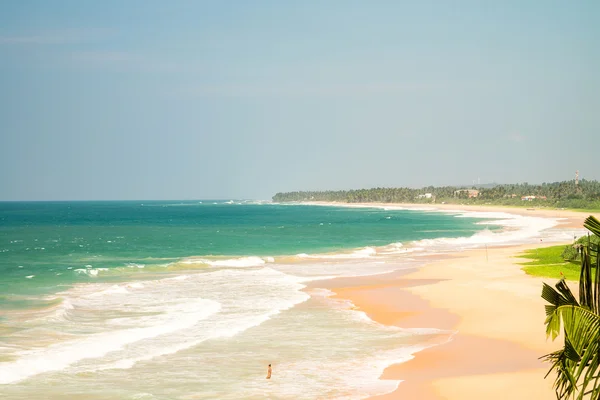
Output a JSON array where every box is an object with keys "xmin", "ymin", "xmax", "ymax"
[{"xmin": 309, "ymin": 203, "xmax": 596, "ymax": 399}]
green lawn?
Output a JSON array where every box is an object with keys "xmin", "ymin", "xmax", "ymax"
[{"xmin": 519, "ymin": 245, "xmax": 581, "ymax": 281}]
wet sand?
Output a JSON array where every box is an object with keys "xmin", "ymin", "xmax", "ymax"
[{"xmin": 309, "ymin": 243, "xmax": 580, "ymax": 399}]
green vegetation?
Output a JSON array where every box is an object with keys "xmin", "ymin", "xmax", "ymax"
[
  {"xmin": 520, "ymin": 245, "xmax": 581, "ymax": 281},
  {"xmin": 541, "ymin": 216, "xmax": 600, "ymax": 400},
  {"xmin": 273, "ymin": 179, "xmax": 600, "ymax": 211},
  {"xmin": 562, "ymin": 234, "xmax": 600, "ymax": 265}
]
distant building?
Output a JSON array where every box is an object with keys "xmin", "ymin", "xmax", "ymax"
[
  {"xmin": 521, "ymin": 195, "xmax": 547, "ymax": 201},
  {"xmin": 454, "ymin": 189, "xmax": 479, "ymax": 198},
  {"xmin": 417, "ymin": 193, "xmax": 433, "ymax": 199}
]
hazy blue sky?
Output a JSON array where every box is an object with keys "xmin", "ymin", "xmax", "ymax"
[{"xmin": 1, "ymin": 1, "xmax": 598, "ymax": 200}]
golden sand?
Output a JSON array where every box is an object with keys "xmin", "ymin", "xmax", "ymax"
[{"xmin": 307, "ymin": 205, "xmax": 596, "ymax": 399}]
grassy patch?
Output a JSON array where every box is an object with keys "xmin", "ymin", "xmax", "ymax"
[{"xmin": 519, "ymin": 245, "xmax": 581, "ymax": 281}]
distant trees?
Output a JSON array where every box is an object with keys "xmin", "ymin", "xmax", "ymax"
[{"xmin": 272, "ymin": 179, "xmax": 600, "ymax": 209}]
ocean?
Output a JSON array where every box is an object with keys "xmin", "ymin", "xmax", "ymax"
[{"xmin": 0, "ymin": 201, "xmax": 564, "ymax": 399}]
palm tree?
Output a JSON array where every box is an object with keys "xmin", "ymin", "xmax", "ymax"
[{"xmin": 541, "ymin": 216, "xmax": 600, "ymax": 399}]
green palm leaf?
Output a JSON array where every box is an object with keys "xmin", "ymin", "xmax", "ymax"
[
  {"xmin": 542, "ymin": 280, "xmax": 580, "ymax": 340},
  {"xmin": 584, "ymin": 216, "xmax": 600, "ymax": 237},
  {"xmin": 556, "ymin": 305, "xmax": 600, "ymax": 399},
  {"xmin": 541, "ymin": 215, "xmax": 600, "ymax": 400}
]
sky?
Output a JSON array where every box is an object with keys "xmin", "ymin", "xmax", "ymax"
[{"xmin": 1, "ymin": 1, "xmax": 599, "ymax": 200}]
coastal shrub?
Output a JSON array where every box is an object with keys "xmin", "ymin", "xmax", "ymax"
[
  {"xmin": 560, "ymin": 245, "xmax": 578, "ymax": 262},
  {"xmin": 561, "ymin": 234, "xmax": 600, "ymax": 265}
]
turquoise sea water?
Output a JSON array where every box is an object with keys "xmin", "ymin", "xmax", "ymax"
[
  {"xmin": 0, "ymin": 201, "xmax": 484, "ymax": 299},
  {"xmin": 1, "ymin": 201, "xmax": 546, "ymax": 399}
]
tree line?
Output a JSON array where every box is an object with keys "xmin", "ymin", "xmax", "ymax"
[{"xmin": 272, "ymin": 179, "xmax": 600, "ymax": 210}]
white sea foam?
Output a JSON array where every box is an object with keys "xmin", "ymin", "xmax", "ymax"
[
  {"xmin": 207, "ymin": 282, "xmax": 450, "ymax": 400},
  {"xmin": 93, "ymin": 285, "xmax": 130, "ymax": 296},
  {"xmin": 276, "ymin": 257, "xmax": 411, "ymax": 282},
  {"xmin": 74, "ymin": 268, "xmax": 109, "ymax": 277},
  {"xmin": 245, "ymin": 200, "xmax": 269, "ymax": 205},
  {"xmin": 381, "ymin": 205, "xmax": 436, "ymax": 211},
  {"xmin": 377, "ymin": 242, "xmax": 411, "ymax": 255},
  {"xmin": 167, "ymin": 274, "xmax": 189, "ymax": 281},
  {"xmin": 297, "ymin": 204, "xmax": 573, "ymax": 249},
  {"xmin": 1, "ymin": 267, "xmax": 309, "ymax": 384},
  {"xmin": 84, "ymin": 268, "xmax": 309, "ymax": 373},
  {"xmin": 206, "ymin": 256, "xmax": 266, "ymax": 267},
  {"xmin": 45, "ymin": 298, "xmax": 75, "ymax": 322},
  {"xmin": 180, "ymin": 256, "xmax": 271, "ymax": 268},
  {"xmin": 411, "ymin": 213, "xmax": 564, "ymax": 250},
  {"xmin": 308, "ymin": 288, "xmax": 374, "ymax": 324},
  {"xmin": 0, "ymin": 298, "xmax": 221, "ymax": 384},
  {"xmin": 265, "ymin": 344, "xmax": 432, "ymax": 399},
  {"xmin": 297, "ymin": 247, "xmax": 377, "ymax": 260}
]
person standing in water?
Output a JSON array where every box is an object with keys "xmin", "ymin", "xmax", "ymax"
[{"xmin": 266, "ymin": 364, "xmax": 272, "ymax": 379}]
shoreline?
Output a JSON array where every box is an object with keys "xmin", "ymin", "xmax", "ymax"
[
  {"xmin": 305, "ymin": 204, "xmax": 597, "ymax": 399},
  {"xmin": 311, "ymin": 244, "xmax": 568, "ymax": 399},
  {"xmin": 298, "ymin": 201, "xmax": 589, "ymax": 229}
]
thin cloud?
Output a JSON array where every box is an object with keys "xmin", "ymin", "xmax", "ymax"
[
  {"xmin": 181, "ymin": 82, "xmax": 443, "ymax": 98},
  {"xmin": 179, "ymin": 78, "xmax": 499, "ymax": 98},
  {"xmin": 0, "ymin": 29, "xmax": 113, "ymax": 45},
  {"xmin": 67, "ymin": 50, "xmax": 193, "ymax": 73},
  {"xmin": 69, "ymin": 51, "xmax": 137, "ymax": 64},
  {"xmin": 507, "ymin": 133, "xmax": 526, "ymax": 143},
  {"xmin": 0, "ymin": 35, "xmax": 70, "ymax": 44}
]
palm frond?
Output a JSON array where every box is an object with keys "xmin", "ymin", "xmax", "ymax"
[
  {"xmin": 594, "ymin": 244, "xmax": 600, "ymax": 315},
  {"xmin": 542, "ymin": 280, "xmax": 580, "ymax": 340},
  {"xmin": 541, "ymin": 216, "xmax": 600, "ymax": 400},
  {"xmin": 584, "ymin": 215, "xmax": 600, "ymax": 237},
  {"xmin": 580, "ymin": 247, "xmax": 594, "ymax": 311},
  {"xmin": 556, "ymin": 279, "xmax": 579, "ymax": 306},
  {"xmin": 557, "ymin": 305, "xmax": 600, "ymax": 398},
  {"xmin": 540, "ymin": 348, "xmax": 578, "ymax": 400}
]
